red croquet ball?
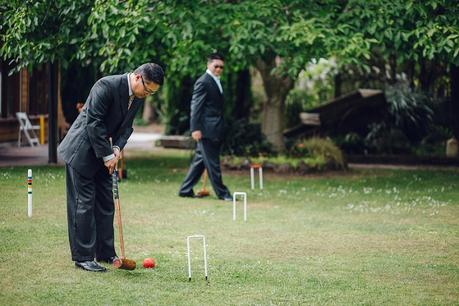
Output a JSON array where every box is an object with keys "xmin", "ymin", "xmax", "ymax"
[{"xmin": 143, "ymin": 257, "xmax": 156, "ymax": 269}]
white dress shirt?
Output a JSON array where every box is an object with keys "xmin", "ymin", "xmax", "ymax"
[{"xmin": 206, "ymin": 69, "xmax": 223, "ymax": 94}]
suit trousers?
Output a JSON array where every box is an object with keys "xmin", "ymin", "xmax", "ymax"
[
  {"xmin": 179, "ymin": 138, "xmax": 230, "ymax": 198},
  {"xmin": 65, "ymin": 165, "xmax": 116, "ymax": 261}
]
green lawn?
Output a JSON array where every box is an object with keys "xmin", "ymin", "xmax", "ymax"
[{"xmin": 1, "ymin": 150, "xmax": 458, "ymax": 305}]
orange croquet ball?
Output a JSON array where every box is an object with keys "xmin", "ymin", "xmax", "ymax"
[{"xmin": 143, "ymin": 257, "xmax": 156, "ymax": 269}]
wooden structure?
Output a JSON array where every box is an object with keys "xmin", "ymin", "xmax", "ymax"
[
  {"xmin": 0, "ymin": 60, "xmax": 67, "ymax": 144},
  {"xmin": 156, "ymin": 135, "xmax": 195, "ymax": 149},
  {"xmin": 284, "ymin": 89, "xmax": 388, "ymax": 138}
]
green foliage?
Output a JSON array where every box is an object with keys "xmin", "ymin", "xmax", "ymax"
[
  {"xmin": 221, "ymin": 119, "xmax": 272, "ymax": 156},
  {"xmin": 159, "ymin": 77, "xmax": 193, "ymax": 135},
  {"xmin": 334, "ymin": 133, "xmax": 366, "ymax": 155},
  {"xmin": 339, "ymin": 0, "xmax": 459, "ymax": 66},
  {"xmin": 364, "ymin": 124, "xmax": 413, "ymax": 154},
  {"xmin": 414, "ymin": 125, "xmax": 453, "ymax": 156},
  {"xmin": 336, "ymin": 123, "xmax": 453, "ymax": 156},
  {"xmin": 256, "ymin": 155, "xmax": 329, "ymax": 171},
  {"xmin": 385, "ymin": 83, "xmax": 434, "ymax": 141},
  {"xmin": 223, "ymin": 154, "xmax": 331, "ymax": 172},
  {"xmin": 1, "ymin": 0, "xmax": 458, "ymax": 151},
  {"xmin": 81, "ymin": 0, "xmax": 162, "ymax": 73},
  {"xmin": 2, "ymin": 1, "xmax": 458, "ymax": 74},
  {"xmin": 284, "ymin": 58, "xmax": 339, "ymax": 128},
  {"xmin": 289, "ymin": 137, "xmax": 346, "ymax": 170},
  {"xmin": 0, "ymin": 0, "xmax": 93, "ymax": 72}
]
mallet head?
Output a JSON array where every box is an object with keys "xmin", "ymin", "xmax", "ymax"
[{"xmin": 113, "ymin": 257, "xmax": 136, "ymax": 270}]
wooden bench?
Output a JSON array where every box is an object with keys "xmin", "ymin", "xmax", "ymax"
[{"xmin": 155, "ymin": 135, "xmax": 195, "ymax": 149}]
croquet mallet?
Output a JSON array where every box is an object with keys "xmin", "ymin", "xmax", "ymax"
[
  {"xmin": 110, "ymin": 146, "xmax": 136, "ymax": 270},
  {"xmin": 196, "ymin": 169, "xmax": 210, "ymax": 197}
]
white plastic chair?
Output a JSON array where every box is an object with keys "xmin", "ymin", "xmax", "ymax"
[{"xmin": 16, "ymin": 112, "xmax": 40, "ymax": 147}]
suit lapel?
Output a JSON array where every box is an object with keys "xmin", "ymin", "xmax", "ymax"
[
  {"xmin": 120, "ymin": 98, "xmax": 142, "ymax": 128},
  {"xmin": 119, "ymin": 74, "xmax": 129, "ymax": 116}
]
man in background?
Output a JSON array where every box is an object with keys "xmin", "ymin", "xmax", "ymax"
[{"xmin": 178, "ymin": 53, "xmax": 232, "ymax": 201}]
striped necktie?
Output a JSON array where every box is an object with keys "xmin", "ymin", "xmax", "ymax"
[{"xmin": 128, "ymin": 95, "xmax": 135, "ymax": 110}]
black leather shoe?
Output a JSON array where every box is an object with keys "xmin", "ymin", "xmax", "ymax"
[
  {"xmin": 75, "ymin": 260, "xmax": 107, "ymax": 272},
  {"xmin": 220, "ymin": 196, "xmax": 233, "ymax": 201},
  {"xmin": 179, "ymin": 192, "xmax": 195, "ymax": 198},
  {"xmin": 97, "ymin": 256, "xmax": 119, "ymax": 264}
]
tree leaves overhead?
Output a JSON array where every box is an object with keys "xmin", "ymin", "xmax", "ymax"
[
  {"xmin": 2, "ymin": 0, "xmax": 458, "ymax": 74},
  {"xmin": 337, "ymin": 0, "xmax": 459, "ymax": 66},
  {"xmin": 0, "ymin": 0, "xmax": 94, "ymax": 73}
]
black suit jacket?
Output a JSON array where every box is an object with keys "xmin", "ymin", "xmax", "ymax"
[
  {"xmin": 58, "ymin": 74, "xmax": 143, "ymax": 178},
  {"xmin": 190, "ymin": 73, "xmax": 224, "ymax": 141}
]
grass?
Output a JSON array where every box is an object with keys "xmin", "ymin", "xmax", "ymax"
[{"xmin": 0, "ymin": 149, "xmax": 458, "ymax": 305}]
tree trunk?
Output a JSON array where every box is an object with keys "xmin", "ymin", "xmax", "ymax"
[
  {"xmin": 261, "ymin": 98, "xmax": 284, "ymax": 148},
  {"xmin": 451, "ymin": 64, "xmax": 459, "ymax": 139},
  {"xmin": 234, "ymin": 69, "xmax": 251, "ymax": 119},
  {"xmin": 419, "ymin": 59, "xmax": 434, "ymax": 92},
  {"xmin": 389, "ymin": 54, "xmax": 397, "ymax": 84},
  {"xmin": 407, "ymin": 60, "xmax": 415, "ymax": 89},
  {"xmin": 255, "ymin": 57, "xmax": 294, "ymax": 152},
  {"xmin": 334, "ymin": 73, "xmax": 342, "ymax": 98},
  {"xmin": 48, "ymin": 62, "xmax": 58, "ymax": 163}
]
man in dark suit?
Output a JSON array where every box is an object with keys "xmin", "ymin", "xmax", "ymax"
[
  {"xmin": 178, "ymin": 53, "xmax": 232, "ymax": 201},
  {"xmin": 58, "ymin": 63, "xmax": 164, "ymax": 272}
]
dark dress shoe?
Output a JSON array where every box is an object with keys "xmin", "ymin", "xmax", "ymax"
[
  {"xmin": 75, "ymin": 260, "xmax": 107, "ymax": 272},
  {"xmin": 179, "ymin": 192, "xmax": 195, "ymax": 198},
  {"xmin": 97, "ymin": 256, "xmax": 119, "ymax": 264},
  {"xmin": 219, "ymin": 195, "xmax": 233, "ymax": 201}
]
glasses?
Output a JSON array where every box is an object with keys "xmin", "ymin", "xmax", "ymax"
[
  {"xmin": 214, "ymin": 65, "xmax": 224, "ymax": 69},
  {"xmin": 141, "ymin": 75, "xmax": 158, "ymax": 95}
]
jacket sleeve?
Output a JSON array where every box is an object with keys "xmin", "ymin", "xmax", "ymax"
[
  {"xmin": 114, "ymin": 127, "xmax": 133, "ymax": 151},
  {"xmin": 85, "ymin": 79, "xmax": 113, "ymax": 159},
  {"xmin": 190, "ymin": 81, "xmax": 207, "ymax": 132}
]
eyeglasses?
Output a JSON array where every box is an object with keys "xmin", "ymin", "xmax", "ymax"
[
  {"xmin": 214, "ymin": 65, "xmax": 224, "ymax": 69},
  {"xmin": 141, "ymin": 75, "xmax": 158, "ymax": 95}
]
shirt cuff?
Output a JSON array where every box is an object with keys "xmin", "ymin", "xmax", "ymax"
[
  {"xmin": 112, "ymin": 145, "xmax": 121, "ymax": 152},
  {"xmin": 103, "ymin": 154, "xmax": 115, "ymax": 162}
]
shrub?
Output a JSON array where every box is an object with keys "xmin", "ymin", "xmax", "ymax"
[
  {"xmin": 221, "ymin": 137, "xmax": 347, "ymax": 173},
  {"xmin": 384, "ymin": 83, "xmax": 434, "ymax": 142},
  {"xmin": 289, "ymin": 137, "xmax": 346, "ymax": 170},
  {"xmin": 222, "ymin": 119, "xmax": 273, "ymax": 156},
  {"xmin": 335, "ymin": 83, "xmax": 437, "ymax": 155},
  {"xmin": 333, "ymin": 133, "xmax": 366, "ymax": 154},
  {"xmin": 364, "ymin": 123, "xmax": 412, "ymax": 154}
]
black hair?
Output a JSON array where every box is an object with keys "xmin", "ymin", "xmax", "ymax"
[
  {"xmin": 134, "ymin": 63, "xmax": 165, "ymax": 85},
  {"xmin": 207, "ymin": 52, "xmax": 224, "ymax": 62}
]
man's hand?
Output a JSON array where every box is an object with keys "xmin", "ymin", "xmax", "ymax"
[
  {"xmin": 104, "ymin": 158, "xmax": 118, "ymax": 175},
  {"xmin": 104, "ymin": 146, "xmax": 121, "ymax": 175},
  {"xmin": 192, "ymin": 130, "xmax": 202, "ymax": 141}
]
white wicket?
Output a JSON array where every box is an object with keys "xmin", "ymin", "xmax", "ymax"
[
  {"xmin": 250, "ymin": 166, "xmax": 263, "ymax": 190},
  {"xmin": 27, "ymin": 169, "xmax": 32, "ymax": 218},
  {"xmin": 232, "ymin": 192, "xmax": 247, "ymax": 221},
  {"xmin": 186, "ymin": 235, "xmax": 208, "ymax": 281}
]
